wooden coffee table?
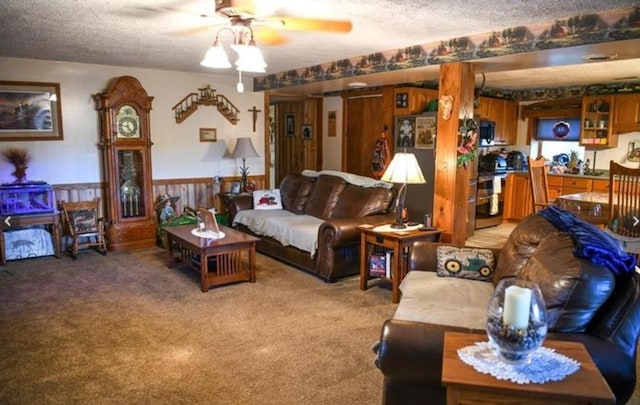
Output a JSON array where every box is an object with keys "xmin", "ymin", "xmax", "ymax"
[
  {"xmin": 165, "ymin": 224, "xmax": 260, "ymax": 292},
  {"xmin": 442, "ymin": 332, "xmax": 615, "ymax": 405}
]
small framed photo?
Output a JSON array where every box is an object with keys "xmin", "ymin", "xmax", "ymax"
[
  {"xmin": 396, "ymin": 92, "xmax": 408, "ymax": 109},
  {"xmin": 302, "ymin": 124, "xmax": 312, "ymax": 140},
  {"xmin": 285, "ymin": 113, "xmax": 295, "ymax": 136},
  {"xmin": 199, "ymin": 128, "xmax": 217, "ymax": 142},
  {"xmin": 231, "ymin": 182, "xmax": 241, "ymax": 194}
]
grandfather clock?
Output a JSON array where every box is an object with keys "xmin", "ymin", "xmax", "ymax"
[{"xmin": 95, "ymin": 75, "xmax": 156, "ymax": 251}]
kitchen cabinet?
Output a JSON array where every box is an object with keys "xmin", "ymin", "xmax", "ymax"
[
  {"xmin": 612, "ymin": 93, "xmax": 640, "ymax": 134},
  {"xmin": 503, "ymin": 173, "xmax": 610, "ymax": 222},
  {"xmin": 580, "ymin": 95, "xmax": 618, "ymax": 148},
  {"xmin": 475, "ymin": 97, "xmax": 518, "ymax": 145},
  {"xmin": 547, "ymin": 176, "xmax": 562, "ymax": 200},
  {"xmin": 394, "ymin": 88, "xmax": 438, "ymax": 115},
  {"xmin": 503, "ymin": 173, "xmax": 532, "ymax": 222}
]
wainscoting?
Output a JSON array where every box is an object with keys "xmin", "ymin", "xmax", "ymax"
[{"xmin": 53, "ymin": 175, "xmax": 266, "ymax": 214}]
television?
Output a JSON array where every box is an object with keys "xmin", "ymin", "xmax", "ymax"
[{"xmin": 536, "ymin": 118, "xmax": 581, "ymax": 141}]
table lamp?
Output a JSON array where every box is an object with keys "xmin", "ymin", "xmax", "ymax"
[
  {"xmin": 381, "ymin": 151, "xmax": 426, "ymax": 228},
  {"xmin": 232, "ymin": 137, "xmax": 260, "ymax": 192}
]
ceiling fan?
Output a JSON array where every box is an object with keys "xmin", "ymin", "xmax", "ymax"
[{"xmin": 180, "ymin": 0, "xmax": 353, "ymax": 45}]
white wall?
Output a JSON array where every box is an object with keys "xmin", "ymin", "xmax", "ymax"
[
  {"xmin": 322, "ymin": 96, "xmax": 342, "ymax": 171},
  {"xmin": 0, "ymin": 57, "xmax": 265, "ymax": 185}
]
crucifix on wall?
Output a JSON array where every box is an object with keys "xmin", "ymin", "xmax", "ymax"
[{"xmin": 248, "ymin": 106, "xmax": 262, "ymax": 132}]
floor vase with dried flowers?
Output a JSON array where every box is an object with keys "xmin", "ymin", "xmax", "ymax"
[{"xmin": 1, "ymin": 147, "xmax": 31, "ymax": 184}]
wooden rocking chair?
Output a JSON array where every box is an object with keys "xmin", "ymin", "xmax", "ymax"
[{"xmin": 59, "ymin": 198, "xmax": 108, "ymax": 258}]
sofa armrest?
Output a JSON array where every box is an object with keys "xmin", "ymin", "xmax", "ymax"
[
  {"xmin": 226, "ymin": 194, "xmax": 253, "ymax": 224},
  {"xmin": 375, "ymin": 319, "xmax": 482, "ymax": 382},
  {"xmin": 319, "ymin": 213, "xmax": 395, "ymax": 247}
]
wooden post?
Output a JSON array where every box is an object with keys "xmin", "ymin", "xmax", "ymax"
[{"xmin": 433, "ymin": 63, "xmax": 475, "ymax": 245}]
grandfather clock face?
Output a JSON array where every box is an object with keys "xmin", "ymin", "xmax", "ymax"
[{"xmin": 116, "ymin": 105, "xmax": 140, "ymax": 139}]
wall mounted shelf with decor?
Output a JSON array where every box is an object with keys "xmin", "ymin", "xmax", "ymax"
[{"xmin": 172, "ymin": 85, "xmax": 239, "ymax": 125}]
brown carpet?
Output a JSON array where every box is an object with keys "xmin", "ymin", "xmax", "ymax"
[
  {"xmin": 0, "ymin": 248, "xmax": 397, "ymax": 405},
  {"xmin": 2, "ymin": 248, "xmax": 639, "ymax": 405}
]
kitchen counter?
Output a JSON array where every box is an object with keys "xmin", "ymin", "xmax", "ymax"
[{"xmin": 507, "ymin": 170, "xmax": 610, "ymax": 179}]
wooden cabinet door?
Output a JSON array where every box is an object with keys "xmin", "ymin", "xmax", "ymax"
[
  {"xmin": 612, "ymin": 93, "xmax": 640, "ymax": 134},
  {"xmin": 503, "ymin": 173, "xmax": 532, "ymax": 221},
  {"xmin": 501, "ymin": 100, "xmax": 518, "ymax": 145}
]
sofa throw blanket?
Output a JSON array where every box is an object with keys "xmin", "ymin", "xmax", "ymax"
[
  {"xmin": 301, "ymin": 170, "xmax": 393, "ymax": 189},
  {"xmin": 233, "ymin": 209, "xmax": 324, "ymax": 256},
  {"xmin": 539, "ymin": 205, "xmax": 637, "ymax": 275}
]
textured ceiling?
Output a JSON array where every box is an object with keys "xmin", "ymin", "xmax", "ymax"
[{"xmin": 0, "ymin": 0, "xmax": 639, "ymax": 94}]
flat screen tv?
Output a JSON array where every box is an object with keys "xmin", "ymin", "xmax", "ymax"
[{"xmin": 536, "ymin": 118, "xmax": 581, "ymax": 141}]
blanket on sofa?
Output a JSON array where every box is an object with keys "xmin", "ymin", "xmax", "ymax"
[
  {"xmin": 539, "ymin": 205, "xmax": 637, "ymax": 275},
  {"xmin": 233, "ymin": 209, "xmax": 324, "ymax": 256}
]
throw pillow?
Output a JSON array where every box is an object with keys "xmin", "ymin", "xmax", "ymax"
[
  {"xmin": 253, "ymin": 189, "xmax": 283, "ymax": 210},
  {"xmin": 436, "ymin": 246, "xmax": 495, "ymax": 282}
]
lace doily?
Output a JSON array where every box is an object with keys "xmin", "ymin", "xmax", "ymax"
[{"xmin": 457, "ymin": 341, "xmax": 580, "ymax": 384}]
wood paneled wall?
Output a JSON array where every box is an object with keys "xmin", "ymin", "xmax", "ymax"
[{"xmin": 53, "ymin": 175, "xmax": 266, "ymax": 215}]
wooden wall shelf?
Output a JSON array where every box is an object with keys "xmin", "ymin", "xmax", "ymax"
[{"xmin": 172, "ymin": 85, "xmax": 239, "ymax": 125}]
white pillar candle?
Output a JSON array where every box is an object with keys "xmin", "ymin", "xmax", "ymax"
[{"xmin": 503, "ymin": 285, "xmax": 532, "ymax": 329}]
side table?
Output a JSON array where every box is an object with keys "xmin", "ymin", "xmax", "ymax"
[
  {"xmin": 358, "ymin": 224, "xmax": 441, "ymax": 303},
  {"xmin": 0, "ymin": 211, "xmax": 62, "ymax": 265},
  {"xmin": 441, "ymin": 331, "xmax": 615, "ymax": 405}
]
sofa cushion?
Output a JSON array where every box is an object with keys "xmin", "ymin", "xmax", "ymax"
[
  {"xmin": 331, "ymin": 184, "xmax": 394, "ymax": 218},
  {"xmin": 304, "ymin": 175, "xmax": 347, "ymax": 219},
  {"xmin": 394, "ymin": 271, "xmax": 493, "ymax": 330},
  {"xmin": 436, "ymin": 246, "xmax": 494, "ymax": 282},
  {"xmin": 279, "ymin": 174, "xmax": 315, "ymax": 214},
  {"xmin": 517, "ymin": 231, "xmax": 616, "ymax": 332},
  {"xmin": 253, "ymin": 189, "xmax": 283, "ymax": 210}
]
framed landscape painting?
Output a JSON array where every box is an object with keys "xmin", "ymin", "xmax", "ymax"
[{"xmin": 0, "ymin": 81, "xmax": 63, "ymax": 141}]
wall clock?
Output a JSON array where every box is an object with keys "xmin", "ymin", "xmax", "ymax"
[{"xmin": 95, "ymin": 76, "xmax": 156, "ymax": 251}]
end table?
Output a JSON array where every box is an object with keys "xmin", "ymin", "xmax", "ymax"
[{"xmin": 358, "ymin": 224, "xmax": 441, "ymax": 303}]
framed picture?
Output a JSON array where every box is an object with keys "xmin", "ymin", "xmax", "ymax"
[
  {"xmin": 0, "ymin": 81, "xmax": 63, "ymax": 141},
  {"xmin": 302, "ymin": 124, "xmax": 312, "ymax": 140},
  {"xmin": 231, "ymin": 181, "xmax": 241, "ymax": 194},
  {"xmin": 395, "ymin": 115, "xmax": 416, "ymax": 148},
  {"xmin": 415, "ymin": 115, "xmax": 436, "ymax": 149},
  {"xmin": 199, "ymin": 127, "xmax": 217, "ymax": 142},
  {"xmin": 285, "ymin": 113, "xmax": 295, "ymax": 136},
  {"xmin": 395, "ymin": 92, "xmax": 408, "ymax": 109}
]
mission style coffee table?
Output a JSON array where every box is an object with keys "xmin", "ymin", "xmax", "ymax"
[{"xmin": 165, "ymin": 224, "xmax": 260, "ymax": 292}]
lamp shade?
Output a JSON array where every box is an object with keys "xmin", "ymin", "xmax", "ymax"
[
  {"xmin": 232, "ymin": 137, "xmax": 260, "ymax": 159},
  {"xmin": 232, "ymin": 42, "xmax": 267, "ymax": 73},
  {"xmin": 381, "ymin": 152, "xmax": 426, "ymax": 184},
  {"xmin": 200, "ymin": 41, "xmax": 232, "ymax": 68}
]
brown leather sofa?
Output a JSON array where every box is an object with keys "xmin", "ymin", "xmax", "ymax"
[
  {"xmin": 375, "ymin": 211, "xmax": 640, "ymax": 405},
  {"xmin": 227, "ymin": 172, "xmax": 396, "ymax": 282}
]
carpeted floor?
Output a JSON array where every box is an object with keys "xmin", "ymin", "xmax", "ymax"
[
  {"xmin": 0, "ymin": 248, "xmax": 397, "ymax": 405},
  {"xmin": 1, "ymin": 247, "xmax": 640, "ymax": 404}
]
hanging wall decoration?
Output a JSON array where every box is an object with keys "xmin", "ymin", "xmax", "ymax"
[{"xmin": 457, "ymin": 118, "xmax": 478, "ymax": 167}]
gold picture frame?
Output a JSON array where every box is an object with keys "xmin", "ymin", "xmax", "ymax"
[
  {"xmin": 0, "ymin": 81, "xmax": 63, "ymax": 141},
  {"xmin": 199, "ymin": 128, "xmax": 217, "ymax": 142}
]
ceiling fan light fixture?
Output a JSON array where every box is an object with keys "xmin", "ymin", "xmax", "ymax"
[
  {"xmin": 234, "ymin": 42, "xmax": 267, "ymax": 73},
  {"xmin": 200, "ymin": 41, "xmax": 232, "ymax": 68}
]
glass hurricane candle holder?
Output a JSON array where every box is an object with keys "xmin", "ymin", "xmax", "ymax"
[{"xmin": 486, "ymin": 278, "xmax": 548, "ymax": 365}]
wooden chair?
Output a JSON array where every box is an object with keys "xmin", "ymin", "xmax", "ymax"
[
  {"xmin": 528, "ymin": 156, "xmax": 550, "ymax": 213},
  {"xmin": 607, "ymin": 161, "xmax": 640, "ymax": 254},
  {"xmin": 59, "ymin": 198, "xmax": 108, "ymax": 259}
]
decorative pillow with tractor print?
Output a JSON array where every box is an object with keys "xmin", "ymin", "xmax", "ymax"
[{"xmin": 436, "ymin": 246, "xmax": 495, "ymax": 282}]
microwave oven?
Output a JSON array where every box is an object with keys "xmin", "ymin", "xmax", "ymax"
[{"xmin": 479, "ymin": 120, "xmax": 496, "ymax": 146}]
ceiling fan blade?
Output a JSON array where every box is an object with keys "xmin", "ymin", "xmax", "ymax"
[
  {"xmin": 276, "ymin": 17, "xmax": 352, "ymax": 33},
  {"xmin": 253, "ymin": 27, "xmax": 290, "ymax": 45},
  {"xmin": 215, "ymin": 0, "xmax": 257, "ymax": 18}
]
